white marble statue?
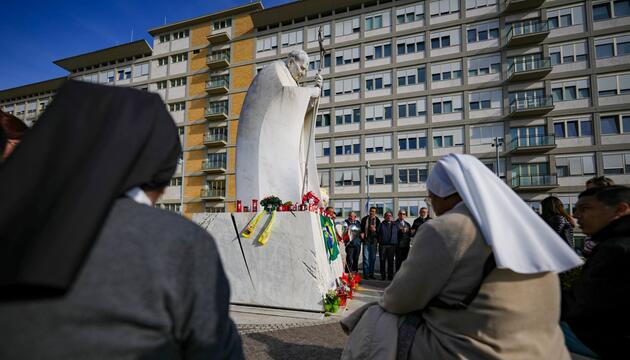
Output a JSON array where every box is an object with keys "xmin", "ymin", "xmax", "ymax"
[{"xmin": 236, "ymin": 50, "xmax": 323, "ymax": 205}]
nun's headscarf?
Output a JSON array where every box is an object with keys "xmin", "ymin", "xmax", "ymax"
[
  {"xmin": 427, "ymin": 153, "xmax": 582, "ymax": 274},
  {"xmin": 0, "ymin": 81, "xmax": 181, "ymax": 298}
]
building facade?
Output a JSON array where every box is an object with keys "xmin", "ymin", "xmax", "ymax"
[{"xmin": 2, "ymin": 0, "xmax": 630, "ymax": 219}]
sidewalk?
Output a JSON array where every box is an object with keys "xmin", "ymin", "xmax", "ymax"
[{"xmin": 233, "ymin": 278, "xmax": 389, "ymax": 359}]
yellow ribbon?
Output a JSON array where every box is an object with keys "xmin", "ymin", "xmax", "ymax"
[
  {"xmin": 258, "ymin": 210, "xmax": 277, "ymax": 245},
  {"xmin": 241, "ymin": 211, "xmax": 266, "ymax": 238}
]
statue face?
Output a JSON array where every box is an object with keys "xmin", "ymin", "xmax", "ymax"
[{"xmin": 287, "ymin": 56, "xmax": 308, "ymax": 81}]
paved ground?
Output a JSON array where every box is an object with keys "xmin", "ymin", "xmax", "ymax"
[{"xmin": 231, "ymin": 279, "xmax": 389, "ymax": 359}]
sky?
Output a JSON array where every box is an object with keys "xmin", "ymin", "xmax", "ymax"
[{"xmin": 0, "ymin": 0, "xmax": 293, "ymax": 90}]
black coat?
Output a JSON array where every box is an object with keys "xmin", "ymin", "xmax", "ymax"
[
  {"xmin": 562, "ymin": 215, "xmax": 630, "ymax": 359},
  {"xmin": 360, "ymin": 215, "xmax": 381, "ymax": 244},
  {"xmin": 411, "ymin": 216, "xmax": 432, "ymax": 233}
]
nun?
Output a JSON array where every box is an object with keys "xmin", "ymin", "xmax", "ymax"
[
  {"xmin": 0, "ymin": 81, "xmax": 243, "ymax": 359},
  {"xmin": 341, "ymin": 153, "xmax": 583, "ymax": 360}
]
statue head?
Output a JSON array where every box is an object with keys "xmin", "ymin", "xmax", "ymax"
[{"xmin": 285, "ymin": 50, "xmax": 309, "ymax": 82}]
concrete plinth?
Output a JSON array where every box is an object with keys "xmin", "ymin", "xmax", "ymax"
[{"xmin": 193, "ymin": 211, "xmax": 344, "ymax": 312}]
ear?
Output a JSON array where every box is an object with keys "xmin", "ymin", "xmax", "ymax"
[{"xmin": 616, "ymin": 201, "xmax": 630, "ymax": 216}]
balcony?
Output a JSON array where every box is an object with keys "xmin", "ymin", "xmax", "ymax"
[
  {"xmin": 201, "ymin": 159, "xmax": 227, "ymax": 174},
  {"xmin": 507, "ymin": 58, "xmax": 552, "ymax": 82},
  {"xmin": 508, "ymin": 135, "xmax": 557, "ymax": 154},
  {"xmin": 206, "ymin": 52, "xmax": 230, "ymax": 69},
  {"xmin": 504, "ymin": 0, "xmax": 545, "ymax": 13},
  {"xmin": 203, "ymin": 131, "xmax": 228, "ymax": 147},
  {"xmin": 509, "ymin": 96, "xmax": 554, "ymax": 117},
  {"xmin": 205, "ymin": 78, "xmax": 229, "ymax": 95},
  {"xmin": 200, "ymin": 188, "xmax": 226, "ymax": 200},
  {"xmin": 511, "ymin": 174, "xmax": 558, "ymax": 191},
  {"xmin": 207, "ymin": 31, "xmax": 231, "ymax": 44},
  {"xmin": 204, "ymin": 105, "xmax": 228, "ymax": 121},
  {"xmin": 506, "ymin": 20, "xmax": 549, "ymax": 47}
]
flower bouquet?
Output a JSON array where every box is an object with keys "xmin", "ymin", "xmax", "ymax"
[
  {"xmin": 336, "ymin": 281, "xmax": 352, "ymax": 305},
  {"xmin": 282, "ymin": 201, "xmax": 294, "ymax": 212},
  {"xmin": 260, "ymin": 195, "xmax": 282, "ymax": 211},
  {"xmin": 324, "ymin": 289, "xmax": 340, "ymax": 313}
]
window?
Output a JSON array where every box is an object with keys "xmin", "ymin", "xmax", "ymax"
[
  {"xmin": 207, "ymin": 100, "xmax": 228, "ymax": 113},
  {"xmin": 281, "ymin": 30, "xmax": 304, "ymax": 47},
  {"xmin": 157, "ymin": 57, "xmax": 168, "ymax": 66},
  {"xmin": 431, "ymin": 61, "xmax": 462, "ymax": 81},
  {"xmin": 335, "ymin": 77, "xmax": 361, "ymax": 95},
  {"xmin": 159, "ymin": 34, "xmax": 170, "ymax": 43},
  {"xmin": 307, "ymin": 24, "xmax": 331, "ymax": 43},
  {"xmin": 554, "ymin": 117, "xmax": 593, "ymax": 138},
  {"xmin": 396, "ymin": 35, "xmax": 425, "ymax": 56},
  {"xmin": 335, "ymin": 138, "xmax": 361, "ymax": 155},
  {"xmin": 399, "ymin": 166, "xmax": 429, "ymax": 184},
  {"xmin": 398, "ymin": 132, "xmax": 428, "ymax": 150},
  {"xmin": 365, "ymin": 72, "xmax": 392, "ymax": 91},
  {"xmin": 602, "ymin": 152, "xmax": 630, "ymax": 174},
  {"xmin": 547, "ymin": 5, "xmax": 584, "ymax": 29},
  {"xmin": 365, "ymin": 103, "xmax": 393, "ymax": 122},
  {"xmin": 335, "ymin": 107, "xmax": 361, "ymax": 124},
  {"xmin": 600, "ymin": 114, "xmax": 630, "ymax": 134},
  {"xmin": 469, "ymin": 89, "xmax": 502, "ymax": 110},
  {"xmin": 365, "ymin": 135, "xmax": 393, "ymax": 153},
  {"xmin": 470, "ymin": 123, "xmax": 503, "ymax": 145},
  {"xmin": 556, "ymin": 155, "xmax": 596, "ymax": 177},
  {"xmin": 117, "ymin": 67, "xmax": 132, "ymax": 80},
  {"xmin": 366, "ymin": 12, "xmax": 390, "ymax": 31},
  {"xmin": 466, "ymin": 0, "xmax": 497, "ymax": 10},
  {"xmin": 213, "ymin": 19, "xmax": 232, "ymax": 30},
  {"xmin": 368, "ymin": 167, "xmax": 393, "ymax": 185},
  {"xmin": 597, "ymin": 73, "xmax": 630, "ymax": 96},
  {"xmin": 160, "ymin": 204, "xmax": 181, "ymax": 213},
  {"xmin": 433, "ymin": 128, "xmax": 462, "ymax": 148},
  {"xmin": 399, "ymin": 198, "xmax": 428, "ymax": 217},
  {"xmin": 432, "ymin": 94, "xmax": 462, "ymax": 114},
  {"xmin": 365, "ymin": 42, "xmax": 392, "ymax": 60},
  {"xmin": 430, "ymin": 0, "xmax": 460, "ymax": 17},
  {"xmin": 169, "ymin": 177, "xmax": 183, "ymax": 187},
  {"xmin": 551, "ymin": 79, "xmax": 590, "ymax": 101},
  {"xmin": 467, "ymin": 21, "xmax": 499, "ymax": 43},
  {"xmin": 430, "ymin": 28, "xmax": 460, "ymax": 49},
  {"xmin": 322, "ymin": 81, "xmax": 331, "ymax": 97},
  {"xmin": 397, "ymin": 67, "xmax": 426, "ymax": 87},
  {"xmin": 133, "ymin": 63, "xmax": 149, "ymax": 77},
  {"xmin": 371, "ymin": 199, "xmax": 394, "ymax": 217},
  {"xmin": 82, "ymin": 73, "xmax": 98, "ymax": 83},
  {"xmin": 156, "ymin": 80, "xmax": 167, "ymax": 90},
  {"xmin": 334, "ymin": 200, "xmax": 360, "ymax": 218},
  {"xmin": 334, "ymin": 168, "xmax": 361, "ymax": 186},
  {"xmin": 595, "ymin": 34, "xmax": 630, "ymax": 59},
  {"xmin": 256, "ymin": 35, "xmax": 278, "ymax": 52},
  {"xmin": 335, "ymin": 17, "xmax": 361, "ymax": 36},
  {"xmin": 169, "ymin": 102, "xmax": 185, "ymax": 111},
  {"xmin": 316, "ymin": 141, "xmax": 331, "ymax": 157},
  {"xmin": 398, "ymin": 99, "xmax": 427, "ymax": 118},
  {"xmin": 335, "ymin": 47, "xmax": 361, "ymax": 65},
  {"xmin": 318, "ymin": 171, "xmax": 330, "ymax": 188},
  {"xmin": 316, "ymin": 112, "xmax": 331, "ymax": 127},
  {"xmin": 172, "ymin": 29, "xmax": 189, "ymax": 39},
  {"xmin": 396, "ymin": 3, "xmax": 424, "ymax": 24},
  {"xmin": 549, "ymin": 41, "xmax": 588, "ymax": 65},
  {"xmin": 170, "ymin": 77, "xmax": 186, "ymax": 87},
  {"xmin": 592, "ymin": 0, "xmax": 630, "ymax": 21},
  {"xmin": 467, "ymin": 53, "xmax": 501, "ymax": 76},
  {"xmin": 308, "ymin": 53, "xmax": 331, "ymax": 70},
  {"xmin": 171, "ymin": 53, "xmax": 188, "ymax": 63}
]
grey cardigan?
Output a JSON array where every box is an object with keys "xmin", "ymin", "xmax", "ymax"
[{"xmin": 0, "ymin": 198, "xmax": 243, "ymax": 360}]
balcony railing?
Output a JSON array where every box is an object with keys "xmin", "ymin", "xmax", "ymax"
[
  {"xmin": 201, "ymin": 188, "xmax": 226, "ymax": 199},
  {"xmin": 509, "ymin": 96, "xmax": 554, "ymax": 116},
  {"xmin": 507, "ymin": 58, "xmax": 552, "ymax": 81},
  {"xmin": 206, "ymin": 52, "xmax": 230, "ymax": 69},
  {"xmin": 509, "ymin": 135, "xmax": 556, "ymax": 153},
  {"xmin": 201, "ymin": 159, "xmax": 227, "ymax": 172},
  {"xmin": 204, "ymin": 132, "xmax": 228, "ymax": 144},
  {"xmin": 205, "ymin": 105, "xmax": 228, "ymax": 120},
  {"xmin": 512, "ymin": 174, "xmax": 558, "ymax": 189},
  {"xmin": 206, "ymin": 78, "xmax": 229, "ymax": 89},
  {"xmin": 506, "ymin": 20, "xmax": 549, "ymax": 46}
]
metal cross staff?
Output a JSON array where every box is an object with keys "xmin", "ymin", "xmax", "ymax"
[{"xmin": 300, "ymin": 26, "xmax": 326, "ymax": 199}]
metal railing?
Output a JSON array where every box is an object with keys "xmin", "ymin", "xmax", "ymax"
[
  {"xmin": 204, "ymin": 132, "xmax": 228, "ymax": 143},
  {"xmin": 202, "ymin": 159, "xmax": 227, "ymax": 170},
  {"xmin": 509, "ymin": 135, "xmax": 556, "ymax": 151},
  {"xmin": 506, "ymin": 19, "xmax": 549, "ymax": 43},
  {"xmin": 205, "ymin": 103, "xmax": 228, "ymax": 116},
  {"xmin": 509, "ymin": 96, "xmax": 554, "ymax": 113},
  {"xmin": 206, "ymin": 51, "xmax": 230, "ymax": 63},
  {"xmin": 206, "ymin": 78, "xmax": 229, "ymax": 89},
  {"xmin": 507, "ymin": 58, "xmax": 551, "ymax": 78},
  {"xmin": 201, "ymin": 188, "xmax": 226, "ymax": 198},
  {"xmin": 512, "ymin": 174, "xmax": 557, "ymax": 188}
]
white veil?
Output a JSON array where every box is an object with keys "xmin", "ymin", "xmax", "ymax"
[{"xmin": 426, "ymin": 153, "xmax": 583, "ymax": 274}]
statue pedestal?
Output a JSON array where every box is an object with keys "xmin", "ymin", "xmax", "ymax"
[{"xmin": 193, "ymin": 212, "xmax": 344, "ymax": 312}]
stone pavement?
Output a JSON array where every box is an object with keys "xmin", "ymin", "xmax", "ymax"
[{"xmin": 232, "ymin": 278, "xmax": 390, "ymax": 359}]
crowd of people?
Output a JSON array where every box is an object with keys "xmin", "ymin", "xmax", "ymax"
[{"xmin": 0, "ymin": 81, "xmax": 628, "ymax": 359}]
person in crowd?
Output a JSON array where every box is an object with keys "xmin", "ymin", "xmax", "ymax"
[
  {"xmin": 360, "ymin": 207, "xmax": 380, "ymax": 280},
  {"xmin": 585, "ymin": 176, "xmax": 614, "ymax": 189},
  {"xmin": 411, "ymin": 207, "xmax": 432, "ymax": 237},
  {"xmin": 0, "ymin": 81, "xmax": 243, "ymax": 359},
  {"xmin": 562, "ymin": 185, "xmax": 630, "ymax": 359},
  {"xmin": 341, "ymin": 154, "xmax": 581, "ymax": 360},
  {"xmin": 343, "ymin": 212, "xmax": 362, "ymax": 274},
  {"xmin": 394, "ymin": 210, "xmax": 412, "ymax": 271},
  {"xmin": 377, "ymin": 211, "xmax": 398, "ymax": 281},
  {"xmin": 541, "ymin": 196, "xmax": 577, "ymax": 249},
  {"xmin": 0, "ymin": 110, "xmax": 28, "ymax": 161}
]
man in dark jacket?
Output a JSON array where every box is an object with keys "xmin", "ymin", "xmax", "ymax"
[
  {"xmin": 360, "ymin": 207, "xmax": 381, "ymax": 279},
  {"xmin": 394, "ymin": 210, "xmax": 412, "ymax": 271},
  {"xmin": 411, "ymin": 207, "xmax": 432, "ymax": 240},
  {"xmin": 344, "ymin": 212, "xmax": 362, "ymax": 274},
  {"xmin": 377, "ymin": 211, "xmax": 398, "ymax": 280},
  {"xmin": 562, "ymin": 185, "xmax": 630, "ymax": 359}
]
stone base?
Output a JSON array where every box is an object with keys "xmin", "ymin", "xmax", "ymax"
[{"xmin": 193, "ymin": 211, "xmax": 344, "ymax": 312}]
